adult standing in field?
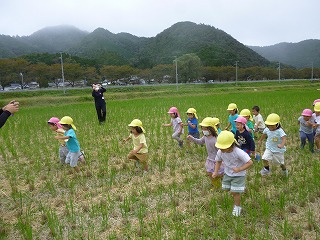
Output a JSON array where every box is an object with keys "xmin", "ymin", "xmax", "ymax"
[
  {"xmin": 0, "ymin": 100, "xmax": 19, "ymax": 128},
  {"xmin": 92, "ymin": 83, "xmax": 107, "ymax": 124}
]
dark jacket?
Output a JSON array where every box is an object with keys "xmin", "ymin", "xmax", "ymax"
[
  {"xmin": 0, "ymin": 109, "xmax": 11, "ymax": 128},
  {"xmin": 92, "ymin": 87, "xmax": 106, "ymax": 105}
]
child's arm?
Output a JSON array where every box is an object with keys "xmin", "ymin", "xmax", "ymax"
[
  {"xmin": 225, "ymin": 122, "xmax": 231, "ymax": 130},
  {"xmin": 131, "ymin": 143, "xmax": 144, "ymax": 154},
  {"xmin": 233, "ymin": 159, "xmax": 253, "ymax": 173},
  {"xmin": 55, "ymin": 135, "xmax": 70, "ymax": 140},
  {"xmin": 257, "ymin": 133, "xmax": 266, "ymax": 149},
  {"xmin": 122, "ymin": 135, "xmax": 131, "ymax": 142},
  {"xmin": 278, "ymin": 136, "xmax": 286, "ymax": 149},
  {"xmin": 212, "ymin": 161, "xmax": 222, "ymax": 178},
  {"xmin": 187, "ymin": 120, "xmax": 197, "ymax": 129},
  {"xmin": 162, "ymin": 123, "xmax": 172, "ymax": 127},
  {"xmin": 178, "ymin": 122, "xmax": 183, "ymax": 134}
]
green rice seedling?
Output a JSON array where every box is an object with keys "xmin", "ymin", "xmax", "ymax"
[
  {"xmin": 43, "ymin": 208, "xmax": 63, "ymax": 238},
  {"xmin": 119, "ymin": 195, "xmax": 131, "ymax": 218}
]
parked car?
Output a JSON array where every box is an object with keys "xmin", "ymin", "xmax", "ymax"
[
  {"xmin": 6, "ymin": 83, "xmax": 22, "ymax": 91},
  {"xmin": 208, "ymin": 80, "xmax": 214, "ymax": 83}
]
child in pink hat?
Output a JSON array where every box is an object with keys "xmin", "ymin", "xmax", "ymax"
[
  {"xmin": 298, "ymin": 109, "xmax": 315, "ymax": 153},
  {"xmin": 162, "ymin": 107, "xmax": 184, "ymax": 148}
]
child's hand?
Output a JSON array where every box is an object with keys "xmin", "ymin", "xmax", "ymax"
[
  {"xmin": 277, "ymin": 144, "xmax": 283, "ymax": 148},
  {"xmin": 212, "ymin": 172, "xmax": 217, "ymax": 178},
  {"xmin": 186, "ymin": 135, "xmax": 192, "ymax": 140},
  {"xmin": 122, "ymin": 138, "xmax": 127, "ymax": 143},
  {"xmin": 233, "ymin": 167, "xmax": 240, "ymax": 173},
  {"xmin": 54, "ymin": 136, "xmax": 60, "ymax": 140}
]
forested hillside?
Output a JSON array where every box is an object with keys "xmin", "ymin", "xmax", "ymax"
[
  {"xmin": 249, "ymin": 39, "xmax": 320, "ymax": 68},
  {"xmin": 0, "ymin": 22, "xmax": 269, "ymax": 68}
]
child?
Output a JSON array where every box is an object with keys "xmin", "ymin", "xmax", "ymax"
[
  {"xmin": 55, "ymin": 116, "xmax": 82, "ymax": 173},
  {"xmin": 234, "ymin": 116, "xmax": 255, "ymax": 158},
  {"xmin": 48, "ymin": 117, "xmax": 85, "ymax": 165},
  {"xmin": 225, "ymin": 103, "xmax": 238, "ymax": 134},
  {"xmin": 313, "ymin": 103, "xmax": 320, "ymax": 152},
  {"xmin": 239, "ymin": 109, "xmax": 254, "ymax": 139},
  {"xmin": 298, "ymin": 109, "xmax": 315, "ymax": 153},
  {"xmin": 184, "ymin": 108, "xmax": 200, "ymax": 149},
  {"xmin": 187, "ymin": 117, "xmax": 224, "ymax": 188},
  {"xmin": 252, "ymin": 106, "xmax": 265, "ymax": 138},
  {"xmin": 162, "ymin": 107, "xmax": 184, "ymax": 147},
  {"xmin": 258, "ymin": 113, "xmax": 288, "ymax": 177},
  {"xmin": 212, "ymin": 131, "xmax": 253, "ymax": 217},
  {"xmin": 123, "ymin": 119, "xmax": 149, "ymax": 173},
  {"xmin": 212, "ymin": 117, "xmax": 222, "ymax": 134}
]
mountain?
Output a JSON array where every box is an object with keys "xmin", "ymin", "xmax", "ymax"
[
  {"xmin": 248, "ymin": 40, "xmax": 320, "ymax": 68},
  {"xmin": 0, "ymin": 22, "xmax": 270, "ymax": 67}
]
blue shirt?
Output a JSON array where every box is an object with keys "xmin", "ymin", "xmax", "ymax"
[
  {"xmin": 64, "ymin": 129, "xmax": 80, "ymax": 152},
  {"xmin": 228, "ymin": 114, "xmax": 238, "ymax": 133},
  {"xmin": 187, "ymin": 118, "xmax": 199, "ymax": 134},
  {"xmin": 263, "ymin": 127, "xmax": 286, "ymax": 153}
]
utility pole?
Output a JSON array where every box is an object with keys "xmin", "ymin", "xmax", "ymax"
[
  {"xmin": 174, "ymin": 56, "xmax": 178, "ymax": 91},
  {"xmin": 235, "ymin": 61, "xmax": 239, "ymax": 86},
  {"xmin": 19, "ymin": 72, "xmax": 24, "ymax": 89},
  {"xmin": 60, "ymin": 52, "xmax": 66, "ymax": 94},
  {"xmin": 278, "ymin": 62, "xmax": 281, "ymax": 83}
]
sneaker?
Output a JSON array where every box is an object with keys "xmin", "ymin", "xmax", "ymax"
[
  {"xmin": 282, "ymin": 169, "xmax": 288, "ymax": 177},
  {"xmin": 135, "ymin": 160, "xmax": 140, "ymax": 168},
  {"xmin": 178, "ymin": 140, "xmax": 184, "ymax": 148},
  {"xmin": 232, "ymin": 206, "xmax": 242, "ymax": 217},
  {"xmin": 260, "ymin": 168, "xmax": 270, "ymax": 176}
]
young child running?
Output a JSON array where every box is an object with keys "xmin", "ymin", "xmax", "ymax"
[
  {"xmin": 313, "ymin": 102, "xmax": 320, "ymax": 152},
  {"xmin": 239, "ymin": 109, "xmax": 254, "ymax": 139},
  {"xmin": 163, "ymin": 107, "xmax": 184, "ymax": 148},
  {"xmin": 184, "ymin": 108, "xmax": 200, "ymax": 150},
  {"xmin": 55, "ymin": 116, "xmax": 83, "ymax": 173},
  {"xmin": 258, "ymin": 113, "xmax": 288, "ymax": 177},
  {"xmin": 252, "ymin": 105, "xmax": 265, "ymax": 139},
  {"xmin": 212, "ymin": 130, "xmax": 253, "ymax": 217},
  {"xmin": 225, "ymin": 103, "xmax": 238, "ymax": 134},
  {"xmin": 234, "ymin": 116, "xmax": 255, "ymax": 158},
  {"xmin": 48, "ymin": 117, "xmax": 85, "ymax": 165},
  {"xmin": 123, "ymin": 119, "xmax": 149, "ymax": 173},
  {"xmin": 298, "ymin": 109, "xmax": 315, "ymax": 153},
  {"xmin": 187, "ymin": 117, "xmax": 224, "ymax": 188}
]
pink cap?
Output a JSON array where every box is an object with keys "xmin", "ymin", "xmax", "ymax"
[
  {"xmin": 234, "ymin": 116, "xmax": 247, "ymax": 125},
  {"xmin": 313, "ymin": 99, "xmax": 320, "ymax": 106},
  {"xmin": 48, "ymin": 117, "xmax": 62, "ymax": 128},
  {"xmin": 167, "ymin": 107, "xmax": 180, "ymax": 117},
  {"xmin": 301, "ymin": 109, "xmax": 312, "ymax": 117}
]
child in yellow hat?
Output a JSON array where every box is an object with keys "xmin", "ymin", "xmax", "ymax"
[
  {"xmin": 184, "ymin": 108, "xmax": 200, "ymax": 150},
  {"xmin": 212, "ymin": 131, "xmax": 253, "ymax": 217},
  {"xmin": 123, "ymin": 119, "xmax": 149, "ymax": 173}
]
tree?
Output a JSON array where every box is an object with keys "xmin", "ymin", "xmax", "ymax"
[{"xmin": 177, "ymin": 54, "xmax": 202, "ymax": 82}]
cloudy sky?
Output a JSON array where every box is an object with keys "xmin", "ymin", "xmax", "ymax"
[{"xmin": 1, "ymin": 0, "xmax": 319, "ymax": 46}]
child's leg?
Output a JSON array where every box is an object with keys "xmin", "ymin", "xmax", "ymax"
[
  {"xmin": 315, "ymin": 133, "xmax": 320, "ymax": 151},
  {"xmin": 299, "ymin": 131, "xmax": 307, "ymax": 149},
  {"xmin": 231, "ymin": 192, "xmax": 241, "ymax": 206},
  {"xmin": 172, "ymin": 132, "xmax": 183, "ymax": 147},
  {"xmin": 306, "ymin": 133, "xmax": 315, "ymax": 153},
  {"xmin": 139, "ymin": 154, "xmax": 148, "ymax": 172}
]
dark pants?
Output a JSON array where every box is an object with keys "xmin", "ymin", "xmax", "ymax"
[
  {"xmin": 95, "ymin": 102, "xmax": 106, "ymax": 123},
  {"xmin": 300, "ymin": 131, "xmax": 314, "ymax": 153}
]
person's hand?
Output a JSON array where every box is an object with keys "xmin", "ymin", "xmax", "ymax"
[
  {"xmin": 233, "ymin": 167, "xmax": 240, "ymax": 173},
  {"xmin": 212, "ymin": 172, "xmax": 217, "ymax": 178},
  {"xmin": 277, "ymin": 144, "xmax": 284, "ymax": 148},
  {"xmin": 3, "ymin": 101, "xmax": 19, "ymax": 114},
  {"xmin": 186, "ymin": 135, "xmax": 192, "ymax": 140}
]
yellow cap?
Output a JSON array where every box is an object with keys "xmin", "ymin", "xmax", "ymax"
[
  {"xmin": 186, "ymin": 108, "xmax": 198, "ymax": 119},
  {"xmin": 239, "ymin": 109, "xmax": 253, "ymax": 121},
  {"xmin": 227, "ymin": 103, "xmax": 237, "ymax": 111},
  {"xmin": 59, "ymin": 116, "xmax": 77, "ymax": 130},
  {"xmin": 199, "ymin": 117, "xmax": 215, "ymax": 127},
  {"xmin": 265, "ymin": 113, "xmax": 280, "ymax": 125},
  {"xmin": 314, "ymin": 102, "xmax": 320, "ymax": 112},
  {"xmin": 212, "ymin": 117, "xmax": 220, "ymax": 126},
  {"xmin": 215, "ymin": 130, "xmax": 236, "ymax": 149},
  {"xmin": 128, "ymin": 119, "xmax": 145, "ymax": 133}
]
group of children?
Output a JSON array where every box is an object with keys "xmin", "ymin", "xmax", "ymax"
[{"xmin": 47, "ymin": 99, "xmax": 318, "ymax": 217}]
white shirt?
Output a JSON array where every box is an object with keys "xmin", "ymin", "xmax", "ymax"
[{"xmin": 253, "ymin": 113, "xmax": 265, "ymax": 129}]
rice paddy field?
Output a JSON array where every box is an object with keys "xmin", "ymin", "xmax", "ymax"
[{"xmin": 1, "ymin": 81, "xmax": 320, "ymax": 239}]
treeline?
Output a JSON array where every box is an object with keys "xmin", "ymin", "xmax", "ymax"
[{"xmin": 0, "ymin": 53, "xmax": 319, "ymax": 89}]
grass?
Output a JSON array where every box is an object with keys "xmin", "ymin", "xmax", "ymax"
[{"xmin": 0, "ymin": 81, "xmax": 320, "ymax": 239}]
